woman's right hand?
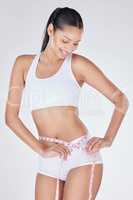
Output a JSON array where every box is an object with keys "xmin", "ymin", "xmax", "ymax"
[{"xmin": 39, "ymin": 143, "xmax": 71, "ymax": 160}]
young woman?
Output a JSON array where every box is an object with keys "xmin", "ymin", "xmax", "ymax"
[{"xmin": 5, "ymin": 7, "xmax": 129, "ymax": 200}]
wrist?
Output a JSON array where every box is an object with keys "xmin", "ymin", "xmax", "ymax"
[
  {"xmin": 36, "ymin": 142, "xmax": 47, "ymax": 156},
  {"xmin": 104, "ymin": 136, "xmax": 113, "ymax": 147}
]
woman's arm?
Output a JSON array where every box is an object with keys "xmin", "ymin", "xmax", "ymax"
[
  {"xmin": 5, "ymin": 55, "xmax": 46, "ymax": 156},
  {"xmin": 75, "ymin": 54, "xmax": 129, "ymax": 147}
]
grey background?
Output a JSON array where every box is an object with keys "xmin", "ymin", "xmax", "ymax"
[{"xmin": 0, "ymin": 0, "xmax": 132, "ymax": 199}]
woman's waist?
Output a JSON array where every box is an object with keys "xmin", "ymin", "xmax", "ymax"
[
  {"xmin": 34, "ymin": 109, "xmax": 85, "ymax": 129},
  {"xmin": 38, "ymin": 121, "xmax": 88, "ymax": 137},
  {"xmin": 39, "ymin": 133, "xmax": 91, "ymax": 152},
  {"xmin": 36, "ymin": 116, "xmax": 88, "ymax": 141}
]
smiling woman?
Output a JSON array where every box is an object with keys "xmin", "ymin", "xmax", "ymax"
[{"xmin": 5, "ymin": 6, "xmax": 129, "ymax": 200}]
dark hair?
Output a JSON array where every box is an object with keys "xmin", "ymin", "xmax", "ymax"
[{"xmin": 40, "ymin": 7, "xmax": 83, "ymax": 52}]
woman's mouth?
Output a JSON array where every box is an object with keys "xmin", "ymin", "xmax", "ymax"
[{"xmin": 59, "ymin": 49, "xmax": 69, "ymax": 57}]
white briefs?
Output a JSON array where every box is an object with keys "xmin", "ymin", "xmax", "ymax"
[{"xmin": 37, "ymin": 131, "xmax": 103, "ymax": 181}]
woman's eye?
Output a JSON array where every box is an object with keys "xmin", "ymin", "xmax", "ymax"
[
  {"xmin": 62, "ymin": 40, "xmax": 79, "ymax": 46},
  {"xmin": 74, "ymin": 43, "xmax": 78, "ymax": 46}
]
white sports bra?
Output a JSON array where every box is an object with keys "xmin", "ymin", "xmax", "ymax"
[{"xmin": 24, "ymin": 52, "xmax": 81, "ymax": 111}]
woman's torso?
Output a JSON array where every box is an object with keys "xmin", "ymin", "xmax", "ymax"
[{"xmin": 23, "ymin": 52, "xmax": 88, "ymax": 146}]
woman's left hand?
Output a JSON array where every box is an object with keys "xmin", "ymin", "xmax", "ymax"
[{"xmin": 85, "ymin": 137, "xmax": 112, "ymax": 153}]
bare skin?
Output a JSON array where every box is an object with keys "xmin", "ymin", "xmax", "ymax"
[{"xmin": 5, "ymin": 23, "xmax": 129, "ymax": 200}]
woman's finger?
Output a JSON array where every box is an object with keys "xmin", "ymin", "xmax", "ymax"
[
  {"xmin": 59, "ymin": 144, "xmax": 71, "ymax": 155},
  {"xmin": 57, "ymin": 144, "xmax": 71, "ymax": 159},
  {"xmin": 51, "ymin": 146, "xmax": 64, "ymax": 157},
  {"xmin": 87, "ymin": 137, "xmax": 101, "ymax": 150},
  {"xmin": 52, "ymin": 144, "xmax": 70, "ymax": 159},
  {"xmin": 91, "ymin": 140, "xmax": 102, "ymax": 151}
]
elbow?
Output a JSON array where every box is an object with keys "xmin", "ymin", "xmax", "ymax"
[
  {"xmin": 114, "ymin": 92, "xmax": 129, "ymax": 114},
  {"xmin": 5, "ymin": 113, "xmax": 18, "ymax": 128},
  {"xmin": 120, "ymin": 92, "xmax": 129, "ymax": 110},
  {"xmin": 124, "ymin": 94, "xmax": 129, "ymax": 109},
  {"xmin": 5, "ymin": 115, "xmax": 13, "ymax": 127}
]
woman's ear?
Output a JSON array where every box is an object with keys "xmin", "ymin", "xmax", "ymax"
[{"xmin": 47, "ymin": 23, "xmax": 54, "ymax": 37}]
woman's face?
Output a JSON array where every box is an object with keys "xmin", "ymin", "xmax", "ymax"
[{"xmin": 47, "ymin": 23, "xmax": 83, "ymax": 59}]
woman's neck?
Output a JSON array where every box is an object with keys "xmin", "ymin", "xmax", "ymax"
[{"xmin": 41, "ymin": 46, "xmax": 62, "ymax": 65}]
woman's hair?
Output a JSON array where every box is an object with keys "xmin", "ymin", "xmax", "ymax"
[{"xmin": 40, "ymin": 7, "xmax": 83, "ymax": 52}]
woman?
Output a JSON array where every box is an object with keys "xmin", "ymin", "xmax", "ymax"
[{"xmin": 5, "ymin": 7, "xmax": 129, "ymax": 200}]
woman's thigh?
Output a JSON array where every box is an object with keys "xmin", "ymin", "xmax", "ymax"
[
  {"xmin": 35, "ymin": 173, "xmax": 65, "ymax": 200},
  {"xmin": 63, "ymin": 163, "xmax": 103, "ymax": 200}
]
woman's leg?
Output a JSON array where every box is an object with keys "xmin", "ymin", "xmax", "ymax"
[
  {"xmin": 63, "ymin": 163, "xmax": 103, "ymax": 200},
  {"xmin": 35, "ymin": 136, "xmax": 66, "ymax": 200},
  {"xmin": 35, "ymin": 173, "xmax": 65, "ymax": 200}
]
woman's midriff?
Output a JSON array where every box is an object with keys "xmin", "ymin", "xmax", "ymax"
[{"xmin": 31, "ymin": 106, "xmax": 88, "ymax": 146}]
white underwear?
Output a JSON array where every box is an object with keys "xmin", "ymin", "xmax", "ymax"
[{"xmin": 37, "ymin": 132, "xmax": 103, "ymax": 199}]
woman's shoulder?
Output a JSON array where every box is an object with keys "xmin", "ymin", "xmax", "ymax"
[
  {"xmin": 72, "ymin": 53, "xmax": 93, "ymax": 65},
  {"xmin": 15, "ymin": 54, "xmax": 36, "ymax": 67},
  {"xmin": 71, "ymin": 53, "xmax": 94, "ymax": 79},
  {"xmin": 72, "ymin": 53, "xmax": 102, "ymax": 74},
  {"xmin": 14, "ymin": 54, "xmax": 37, "ymax": 82}
]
